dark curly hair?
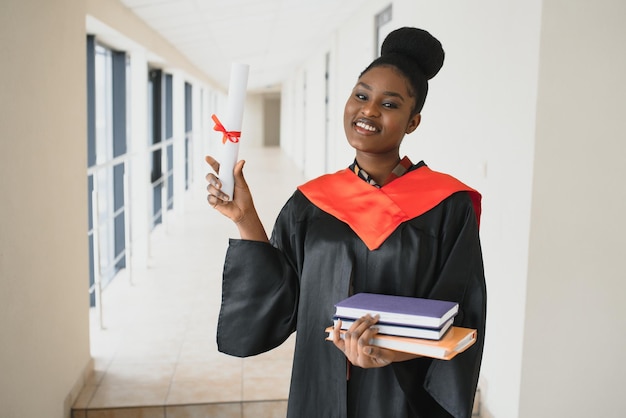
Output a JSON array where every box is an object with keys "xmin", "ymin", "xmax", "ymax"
[{"xmin": 360, "ymin": 27, "xmax": 445, "ymax": 115}]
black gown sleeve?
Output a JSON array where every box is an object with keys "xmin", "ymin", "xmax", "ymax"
[
  {"xmin": 216, "ymin": 196, "xmax": 303, "ymax": 357},
  {"xmin": 394, "ymin": 192, "xmax": 487, "ymax": 418}
]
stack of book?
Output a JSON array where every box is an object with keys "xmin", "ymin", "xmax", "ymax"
[{"xmin": 325, "ymin": 293, "xmax": 476, "ymax": 360}]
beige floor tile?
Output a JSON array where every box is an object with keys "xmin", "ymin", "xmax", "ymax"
[
  {"xmin": 88, "ymin": 383, "xmax": 170, "ymax": 409},
  {"xmin": 165, "ymin": 403, "xmax": 242, "ymax": 418},
  {"xmin": 185, "ymin": 318, "xmax": 218, "ymax": 340},
  {"xmin": 99, "ymin": 362, "xmax": 176, "ymax": 386},
  {"xmin": 72, "ymin": 409, "xmax": 87, "ymax": 418},
  {"xmin": 242, "ymin": 401, "xmax": 288, "ymax": 418},
  {"xmin": 73, "ymin": 384, "xmax": 98, "ymax": 409},
  {"xmin": 112, "ymin": 341, "xmax": 182, "ymax": 363},
  {"xmin": 86, "ymin": 368, "xmax": 108, "ymax": 386},
  {"xmin": 243, "ymin": 356, "xmax": 293, "ymax": 382},
  {"xmin": 177, "ymin": 339, "xmax": 222, "ymax": 363},
  {"xmin": 242, "ymin": 375, "xmax": 290, "ymax": 401},
  {"xmin": 173, "ymin": 359, "xmax": 242, "ymax": 383},
  {"xmin": 166, "ymin": 377, "xmax": 242, "ymax": 405},
  {"xmin": 85, "ymin": 406, "xmax": 165, "ymax": 418}
]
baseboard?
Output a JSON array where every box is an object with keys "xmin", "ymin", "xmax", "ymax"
[{"xmin": 64, "ymin": 358, "xmax": 95, "ymax": 418}]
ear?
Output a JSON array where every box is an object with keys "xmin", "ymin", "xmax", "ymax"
[{"xmin": 406, "ymin": 113, "xmax": 421, "ymax": 134}]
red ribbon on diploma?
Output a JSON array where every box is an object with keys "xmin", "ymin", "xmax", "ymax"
[{"xmin": 212, "ymin": 114, "xmax": 241, "ymax": 144}]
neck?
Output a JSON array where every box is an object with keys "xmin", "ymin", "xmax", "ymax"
[{"xmin": 355, "ymin": 153, "xmax": 401, "ymax": 186}]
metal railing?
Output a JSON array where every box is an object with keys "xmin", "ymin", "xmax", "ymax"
[
  {"xmin": 87, "ymin": 134, "xmax": 189, "ymax": 329},
  {"xmin": 87, "ymin": 153, "xmax": 132, "ymax": 330}
]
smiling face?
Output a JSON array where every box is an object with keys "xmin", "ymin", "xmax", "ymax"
[{"xmin": 343, "ymin": 65, "xmax": 421, "ymax": 159}]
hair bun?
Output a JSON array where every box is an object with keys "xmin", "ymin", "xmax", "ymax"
[{"xmin": 381, "ymin": 27, "xmax": 445, "ymax": 80}]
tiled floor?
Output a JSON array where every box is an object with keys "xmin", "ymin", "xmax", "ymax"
[{"xmin": 72, "ymin": 147, "xmax": 306, "ymax": 418}]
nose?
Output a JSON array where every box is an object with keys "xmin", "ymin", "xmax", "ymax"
[{"xmin": 361, "ymin": 101, "xmax": 380, "ymax": 117}]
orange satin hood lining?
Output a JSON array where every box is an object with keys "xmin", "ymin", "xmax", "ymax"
[{"xmin": 297, "ymin": 167, "xmax": 481, "ymax": 251}]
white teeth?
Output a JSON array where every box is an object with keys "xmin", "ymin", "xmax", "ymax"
[{"xmin": 356, "ymin": 121, "xmax": 377, "ymax": 132}]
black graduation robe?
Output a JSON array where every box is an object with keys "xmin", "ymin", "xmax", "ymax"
[{"xmin": 216, "ymin": 163, "xmax": 486, "ymax": 418}]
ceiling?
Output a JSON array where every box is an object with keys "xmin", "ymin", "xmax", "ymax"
[{"xmin": 119, "ymin": 0, "xmax": 371, "ymax": 92}]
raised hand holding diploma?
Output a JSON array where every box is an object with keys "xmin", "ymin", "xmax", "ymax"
[
  {"xmin": 205, "ymin": 62, "xmax": 269, "ymax": 243},
  {"xmin": 212, "ymin": 62, "xmax": 249, "ymax": 201}
]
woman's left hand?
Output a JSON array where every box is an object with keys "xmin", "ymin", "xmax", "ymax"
[{"xmin": 331, "ymin": 314, "xmax": 401, "ymax": 368}]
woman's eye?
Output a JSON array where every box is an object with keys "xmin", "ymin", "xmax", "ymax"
[
  {"xmin": 355, "ymin": 93, "xmax": 367, "ymax": 101},
  {"xmin": 383, "ymin": 102, "xmax": 399, "ymax": 109}
]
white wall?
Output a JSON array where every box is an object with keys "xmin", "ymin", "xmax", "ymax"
[
  {"xmin": 241, "ymin": 94, "xmax": 265, "ymax": 150},
  {"xmin": 282, "ymin": 0, "xmax": 397, "ymax": 176},
  {"xmin": 280, "ymin": 0, "xmax": 543, "ymax": 416},
  {"xmin": 302, "ymin": 51, "xmax": 328, "ymax": 179},
  {"xmin": 520, "ymin": 1, "xmax": 626, "ymax": 417},
  {"xmin": 0, "ymin": 1, "xmax": 92, "ymax": 417},
  {"xmin": 282, "ymin": 0, "xmax": 626, "ymax": 416},
  {"xmin": 280, "ymin": 77, "xmax": 297, "ymax": 161},
  {"xmin": 330, "ymin": 1, "xmax": 384, "ymax": 171},
  {"xmin": 396, "ymin": 3, "xmax": 543, "ymax": 417}
]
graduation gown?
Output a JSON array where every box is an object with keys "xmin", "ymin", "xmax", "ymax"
[{"xmin": 216, "ymin": 163, "xmax": 486, "ymax": 418}]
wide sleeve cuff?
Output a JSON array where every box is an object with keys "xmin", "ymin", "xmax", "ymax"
[{"xmin": 216, "ymin": 239, "xmax": 299, "ymax": 357}]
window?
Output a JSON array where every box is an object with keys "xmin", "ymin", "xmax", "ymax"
[
  {"xmin": 86, "ymin": 36, "xmax": 129, "ymax": 305},
  {"xmin": 165, "ymin": 74, "xmax": 174, "ymax": 211},
  {"xmin": 148, "ymin": 69, "xmax": 163, "ymax": 226},
  {"xmin": 148, "ymin": 69, "xmax": 174, "ymax": 227}
]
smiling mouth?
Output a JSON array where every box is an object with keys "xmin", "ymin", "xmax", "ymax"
[{"xmin": 354, "ymin": 119, "xmax": 379, "ymax": 133}]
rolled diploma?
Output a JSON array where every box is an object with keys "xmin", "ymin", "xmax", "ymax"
[{"xmin": 220, "ymin": 62, "xmax": 249, "ymax": 201}]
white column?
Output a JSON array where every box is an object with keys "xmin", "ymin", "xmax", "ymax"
[
  {"xmin": 192, "ymin": 83, "xmax": 204, "ymax": 183},
  {"xmin": 128, "ymin": 48, "xmax": 150, "ymax": 269},
  {"xmin": 205, "ymin": 89, "xmax": 228, "ymax": 171},
  {"xmin": 171, "ymin": 70, "xmax": 186, "ymax": 215}
]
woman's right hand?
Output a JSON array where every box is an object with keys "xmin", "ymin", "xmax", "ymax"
[
  {"xmin": 205, "ymin": 155, "xmax": 249, "ymax": 222},
  {"xmin": 205, "ymin": 155, "xmax": 269, "ymax": 242}
]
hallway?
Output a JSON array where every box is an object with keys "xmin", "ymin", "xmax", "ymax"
[{"xmin": 72, "ymin": 147, "xmax": 306, "ymax": 418}]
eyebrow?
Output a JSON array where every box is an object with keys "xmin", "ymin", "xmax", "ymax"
[{"xmin": 356, "ymin": 81, "xmax": 406, "ymax": 102}]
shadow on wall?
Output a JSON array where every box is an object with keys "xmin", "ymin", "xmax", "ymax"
[{"xmin": 473, "ymin": 386, "xmax": 493, "ymax": 418}]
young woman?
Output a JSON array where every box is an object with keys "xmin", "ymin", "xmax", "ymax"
[{"xmin": 206, "ymin": 27, "xmax": 486, "ymax": 418}]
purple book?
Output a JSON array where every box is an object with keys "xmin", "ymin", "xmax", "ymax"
[{"xmin": 334, "ymin": 293, "xmax": 458, "ymax": 329}]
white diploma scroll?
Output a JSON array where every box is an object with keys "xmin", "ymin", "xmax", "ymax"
[{"xmin": 216, "ymin": 62, "xmax": 249, "ymax": 201}]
